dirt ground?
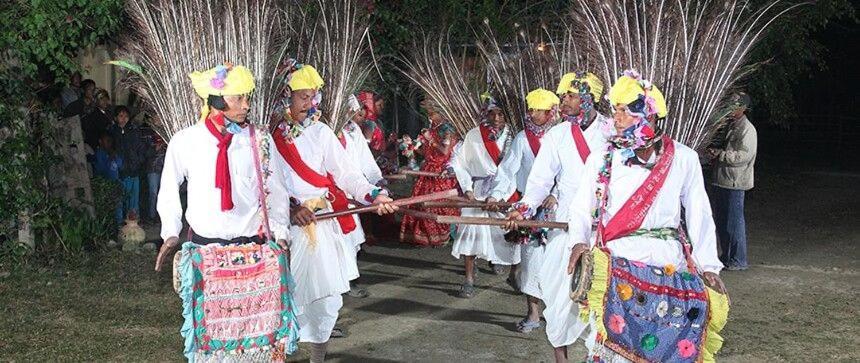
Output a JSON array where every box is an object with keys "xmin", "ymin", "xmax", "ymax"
[{"xmin": 0, "ymin": 169, "xmax": 857, "ymax": 362}]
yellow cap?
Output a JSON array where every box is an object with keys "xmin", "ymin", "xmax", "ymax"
[
  {"xmin": 288, "ymin": 65, "xmax": 325, "ymax": 91},
  {"xmin": 556, "ymin": 72, "xmax": 603, "ymax": 100},
  {"xmin": 526, "ymin": 88, "xmax": 560, "ymax": 111},
  {"xmin": 607, "ymin": 75, "xmax": 668, "ymax": 118},
  {"xmin": 189, "ymin": 64, "xmax": 256, "ymax": 123}
]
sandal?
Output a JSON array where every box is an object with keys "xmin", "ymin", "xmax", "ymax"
[
  {"xmin": 346, "ymin": 286, "xmax": 370, "ymax": 298},
  {"xmin": 516, "ymin": 319, "xmax": 542, "ymax": 333},
  {"xmin": 458, "ymin": 282, "xmax": 475, "ymax": 299},
  {"xmin": 330, "ymin": 327, "xmax": 348, "ymax": 338}
]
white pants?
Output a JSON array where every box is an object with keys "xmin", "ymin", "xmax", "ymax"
[
  {"xmin": 451, "ymin": 207, "xmax": 520, "ymax": 265},
  {"xmin": 517, "ymin": 241, "xmax": 545, "ymax": 299},
  {"xmin": 297, "ymin": 294, "xmax": 343, "ymax": 344},
  {"xmin": 540, "ymin": 230, "xmax": 588, "ymax": 347}
]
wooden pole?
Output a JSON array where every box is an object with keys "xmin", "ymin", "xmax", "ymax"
[
  {"xmin": 420, "ymin": 201, "xmax": 512, "ymax": 209},
  {"xmin": 436, "ymin": 215, "xmax": 568, "ymax": 230},
  {"xmin": 315, "ymin": 189, "xmax": 458, "ymax": 220},
  {"xmin": 398, "ymin": 169, "xmax": 448, "ymax": 178}
]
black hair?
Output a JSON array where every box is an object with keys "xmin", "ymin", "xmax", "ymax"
[
  {"xmin": 373, "ymin": 93, "xmax": 384, "ymax": 102},
  {"xmin": 81, "ymin": 79, "xmax": 96, "ymax": 89},
  {"xmin": 208, "ymin": 94, "xmax": 228, "ymax": 111},
  {"xmin": 114, "ymin": 105, "xmax": 130, "ymax": 116}
]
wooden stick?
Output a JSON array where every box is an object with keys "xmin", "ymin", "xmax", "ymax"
[
  {"xmin": 383, "ymin": 174, "xmax": 408, "ymax": 180},
  {"xmin": 399, "ymin": 209, "xmax": 568, "ymax": 230},
  {"xmin": 398, "ymin": 169, "xmax": 448, "ymax": 178},
  {"xmin": 315, "ymin": 189, "xmax": 458, "ymax": 220},
  {"xmin": 421, "ymin": 201, "xmax": 512, "ymax": 209},
  {"xmin": 436, "ymin": 215, "xmax": 568, "ymax": 230}
]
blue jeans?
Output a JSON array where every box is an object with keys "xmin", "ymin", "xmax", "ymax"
[
  {"xmin": 712, "ymin": 186, "xmax": 748, "ymax": 268},
  {"xmin": 121, "ymin": 176, "xmax": 140, "ymax": 219},
  {"xmin": 147, "ymin": 172, "xmax": 161, "ymax": 220}
]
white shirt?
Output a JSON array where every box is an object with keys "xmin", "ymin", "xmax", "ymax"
[
  {"xmin": 342, "ymin": 121, "xmax": 384, "ymax": 185},
  {"xmin": 281, "ymin": 122, "xmax": 378, "ymax": 204},
  {"xmin": 567, "ymin": 140, "xmax": 723, "ymax": 273},
  {"xmin": 490, "ymin": 129, "xmax": 542, "ymax": 201},
  {"xmin": 450, "ymin": 125, "xmax": 510, "ymax": 198},
  {"xmin": 521, "ymin": 114, "xmax": 610, "ymax": 221},
  {"xmin": 158, "ymin": 123, "xmax": 291, "ymax": 241}
]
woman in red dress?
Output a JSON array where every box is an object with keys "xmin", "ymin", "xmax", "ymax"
[{"xmin": 400, "ymin": 100, "xmax": 461, "ymax": 247}]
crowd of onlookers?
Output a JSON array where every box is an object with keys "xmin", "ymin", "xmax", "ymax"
[{"xmin": 58, "ymin": 72, "xmax": 166, "ymax": 226}]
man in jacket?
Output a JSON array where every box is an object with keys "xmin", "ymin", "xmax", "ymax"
[{"xmin": 708, "ymin": 92, "xmax": 757, "ymax": 270}]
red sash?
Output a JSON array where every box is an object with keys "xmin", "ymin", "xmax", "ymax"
[
  {"xmin": 338, "ymin": 132, "xmax": 347, "ymax": 148},
  {"xmin": 571, "ymin": 122, "xmax": 591, "ymax": 163},
  {"xmin": 272, "ymin": 131, "xmax": 357, "ymax": 234},
  {"xmin": 600, "ymin": 136, "xmax": 675, "ymax": 243},
  {"xmin": 524, "ymin": 129, "xmax": 541, "ymax": 157},
  {"xmin": 479, "ymin": 124, "xmax": 502, "ymax": 165}
]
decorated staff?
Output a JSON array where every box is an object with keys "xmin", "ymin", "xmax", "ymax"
[
  {"xmin": 566, "ymin": 71, "xmax": 729, "ymax": 363},
  {"xmin": 270, "ymin": 63, "xmax": 397, "ymax": 363}
]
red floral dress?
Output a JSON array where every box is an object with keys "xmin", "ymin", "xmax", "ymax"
[{"xmin": 399, "ymin": 123, "xmax": 461, "ymax": 247}]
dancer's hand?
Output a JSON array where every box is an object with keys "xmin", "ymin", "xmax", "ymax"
[
  {"xmin": 541, "ymin": 195, "xmax": 558, "ymax": 210},
  {"xmin": 464, "ymin": 191, "xmax": 476, "ymax": 201},
  {"xmin": 703, "ymin": 271, "xmax": 728, "ymax": 295},
  {"xmin": 503, "ymin": 210, "xmax": 524, "ymax": 231},
  {"xmin": 567, "ymin": 243, "xmax": 589, "ymax": 275},
  {"xmin": 291, "ymin": 206, "xmax": 316, "ymax": 226},
  {"xmin": 155, "ymin": 236, "xmax": 180, "ymax": 272},
  {"xmin": 484, "ymin": 197, "xmax": 499, "ymax": 212},
  {"xmin": 373, "ymin": 195, "xmax": 398, "ymax": 215}
]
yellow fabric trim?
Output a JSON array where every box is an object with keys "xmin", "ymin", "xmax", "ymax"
[
  {"xmin": 556, "ymin": 72, "xmax": 604, "ymax": 100},
  {"xmin": 580, "ymin": 247, "xmax": 611, "ymax": 339},
  {"xmin": 702, "ymin": 286, "xmax": 730, "ymax": 363},
  {"xmin": 525, "ymin": 88, "xmax": 560, "ymax": 110},
  {"xmin": 300, "ymin": 197, "xmax": 329, "ymax": 250}
]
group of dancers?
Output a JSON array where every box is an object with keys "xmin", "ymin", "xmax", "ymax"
[{"xmin": 153, "ymin": 58, "xmax": 730, "ymax": 362}]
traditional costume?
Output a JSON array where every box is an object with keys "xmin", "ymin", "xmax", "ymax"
[
  {"xmin": 490, "ymin": 89, "xmax": 558, "ymax": 301},
  {"xmin": 570, "ymin": 71, "xmax": 728, "ymax": 362},
  {"xmin": 399, "ymin": 102, "xmax": 460, "ymax": 247},
  {"xmin": 514, "ymin": 73, "xmax": 610, "ymax": 348},
  {"xmin": 158, "ymin": 64, "xmax": 300, "ymax": 361},
  {"xmin": 449, "ymin": 95, "xmax": 520, "ymax": 271},
  {"xmin": 271, "ymin": 65, "xmax": 386, "ymax": 349}
]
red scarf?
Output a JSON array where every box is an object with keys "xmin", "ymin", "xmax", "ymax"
[
  {"xmin": 571, "ymin": 121, "xmax": 591, "ymax": 163},
  {"xmin": 479, "ymin": 124, "xmax": 520, "ymax": 202},
  {"xmin": 524, "ymin": 129, "xmax": 542, "ymax": 157},
  {"xmin": 357, "ymin": 91, "xmax": 378, "ymax": 121},
  {"xmin": 205, "ymin": 115, "xmax": 234, "ymax": 211},
  {"xmin": 272, "ymin": 131, "xmax": 357, "ymax": 234},
  {"xmin": 479, "ymin": 124, "xmax": 502, "ymax": 164},
  {"xmin": 599, "ymin": 136, "xmax": 675, "ymax": 242}
]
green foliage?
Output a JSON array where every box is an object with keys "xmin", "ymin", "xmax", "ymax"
[{"xmin": 0, "ymin": 0, "xmax": 124, "ymax": 81}]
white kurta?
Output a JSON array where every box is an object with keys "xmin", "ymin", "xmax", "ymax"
[
  {"xmin": 449, "ymin": 126, "xmax": 520, "ymax": 265},
  {"xmin": 567, "ymin": 140, "xmax": 724, "ymax": 273},
  {"xmin": 279, "ymin": 121, "xmax": 378, "ymax": 343},
  {"xmin": 521, "ymin": 114, "xmax": 610, "ymax": 348},
  {"xmin": 339, "ymin": 121, "xmax": 384, "ymax": 254},
  {"xmin": 158, "ymin": 123, "xmax": 291, "ymax": 242},
  {"xmin": 489, "ymin": 129, "xmax": 547, "ymax": 298}
]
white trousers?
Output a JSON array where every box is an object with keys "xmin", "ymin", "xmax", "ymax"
[{"xmin": 297, "ymin": 294, "xmax": 343, "ymax": 344}]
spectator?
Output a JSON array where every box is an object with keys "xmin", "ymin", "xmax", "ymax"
[
  {"xmin": 61, "ymin": 72, "xmax": 82, "ymax": 108},
  {"xmin": 142, "ymin": 122, "xmax": 166, "ymax": 222},
  {"xmin": 707, "ymin": 92, "xmax": 758, "ymax": 271},
  {"xmin": 109, "ymin": 105, "xmax": 146, "ymax": 221},
  {"xmin": 63, "ymin": 79, "xmax": 96, "ymax": 118},
  {"xmin": 81, "ymin": 89, "xmax": 113, "ymax": 152},
  {"xmin": 93, "ymin": 132, "xmax": 124, "ymax": 225}
]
